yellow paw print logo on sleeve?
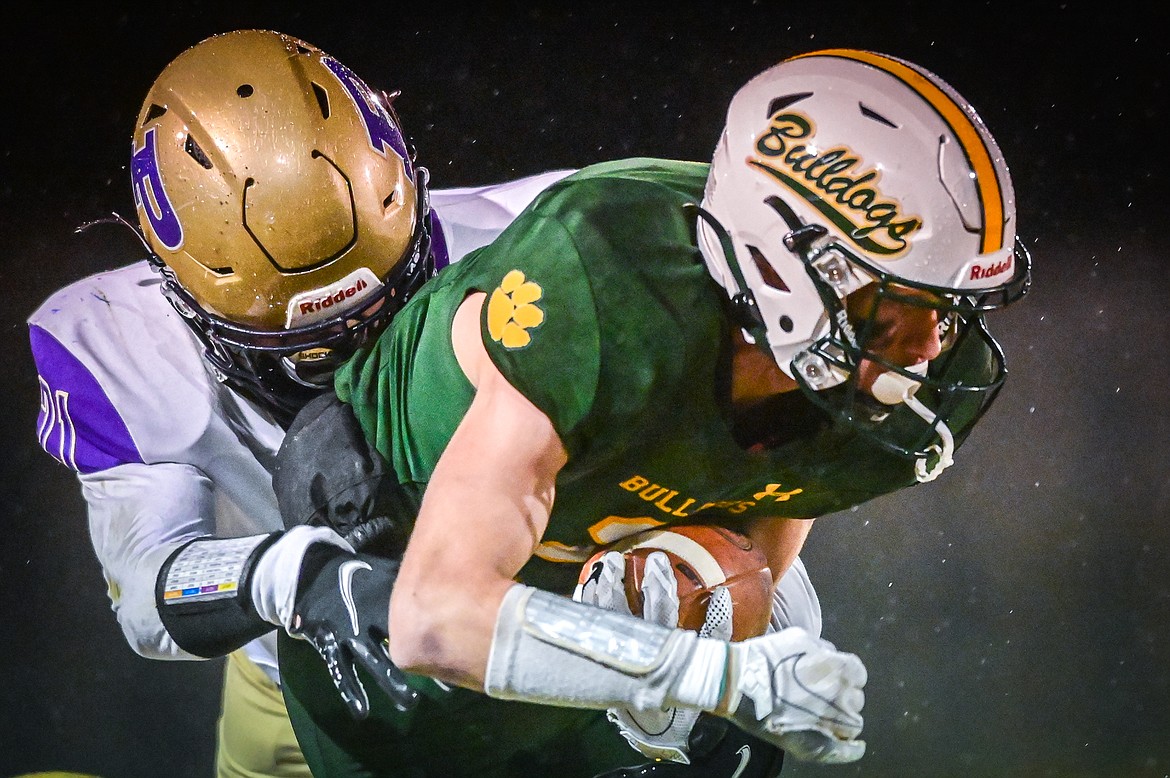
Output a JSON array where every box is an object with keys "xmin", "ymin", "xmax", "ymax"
[{"xmin": 487, "ymin": 269, "xmax": 545, "ymax": 349}]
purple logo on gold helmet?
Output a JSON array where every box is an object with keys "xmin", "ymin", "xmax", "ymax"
[
  {"xmin": 131, "ymin": 127, "xmax": 183, "ymax": 250},
  {"xmin": 323, "ymin": 57, "xmax": 413, "ymax": 179}
]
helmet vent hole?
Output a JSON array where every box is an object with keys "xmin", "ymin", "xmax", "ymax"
[
  {"xmin": 142, "ymin": 103, "xmax": 167, "ymax": 125},
  {"xmin": 312, "ymin": 82, "xmax": 330, "ymax": 119},
  {"xmin": 184, "ymin": 135, "xmax": 213, "ymax": 169},
  {"xmin": 383, "ymin": 191, "xmax": 396, "ymax": 209},
  {"xmin": 766, "ymin": 92, "xmax": 812, "ymax": 117},
  {"xmin": 859, "ymin": 103, "xmax": 898, "ymax": 129},
  {"xmin": 747, "ymin": 245, "xmax": 790, "ymax": 293},
  {"xmin": 236, "ymin": 84, "xmax": 254, "ymax": 98}
]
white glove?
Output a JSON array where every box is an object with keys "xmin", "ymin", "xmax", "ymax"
[
  {"xmin": 496, "ymin": 577, "xmax": 866, "ymax": 765},
  {"xmin": 575, "ymin": 550, "xmax": 729, "ymax": 764},
  {"xmin": 720, "ymin": 626, "xmax": 867, "ymax": 763}
]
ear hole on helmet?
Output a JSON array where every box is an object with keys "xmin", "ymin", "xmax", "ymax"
[
  {"xmin": 767, "ymin": 92, "xmax": 812, "ymax": 118},
  {"xmin": 184, "ymin": 135, "xmax": 213, "ymax": 169},
  {"xmin": 311, "ymin": 82, "xmax": 330, "ymax": 119},
  {"xmin": 142, "ymin": 104, "xmax": 167, "ymax": 125},
  {"xmin": 747, "ymin": 245, "xmax": 790, "ymax": 292},
  {"xmin": 236, "ymin": 84, "xmax": 254, "ymax": 98},
  {"xmin": 859, "ymin": 103, "xmax": 898, "ymax": 128}
]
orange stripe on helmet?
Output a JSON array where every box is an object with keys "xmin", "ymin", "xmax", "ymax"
[{"xmin": 789, "ymin": 49, "xmax": 1006, "ymax": 254}]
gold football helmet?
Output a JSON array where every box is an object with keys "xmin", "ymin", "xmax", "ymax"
[{"xmin": 130, "ymin": 29, "xmax": 434, "ymax": 423}]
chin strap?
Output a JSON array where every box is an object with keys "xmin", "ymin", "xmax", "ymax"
[
  {"xmin": 687, "ymin": 203, "xmax": 770, "ymax": 346},
  {"xmin": 870, "ymin": 368, "xmax": 955, "ymax": 483},
  {"xmin": 903, "ymin": 393, "xmax": 955, "ymax": 482}
]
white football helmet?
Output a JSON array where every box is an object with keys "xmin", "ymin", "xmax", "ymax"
[{"xmin": 697, "ymin": 48, "xmax": 1030, "ymax": 480}]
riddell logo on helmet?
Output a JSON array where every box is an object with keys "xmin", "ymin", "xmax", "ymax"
[
  {"xmin": 748, "ymin": 112, "xmax": 921, "ymax": 256},
  {"xmin": 970, "ymin": 256, "xmax": 1013, "ymax": 281},
  {"xmin": 287, "ymin": 268, "xmax": 382, "ymax": 327},
  {"xmin": 299, "ymin": 278, "xmax": 368, "ymax": 314}
]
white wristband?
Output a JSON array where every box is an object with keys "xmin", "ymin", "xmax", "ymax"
[{"xmin": 250, "ymin": 525, "xmax": 352, "ymax": 630}]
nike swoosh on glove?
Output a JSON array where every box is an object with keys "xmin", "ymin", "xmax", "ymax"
[
  {"xmin": 576, "ymin": 550, "xmax": 708, "ymax": 764},
  {"xmin": 290, "ymin": 544, "xmax": 419, "ymax": 719},
  {"xmin": 722, "ymin": 626, "xmax": 867, "ymax": 763}
]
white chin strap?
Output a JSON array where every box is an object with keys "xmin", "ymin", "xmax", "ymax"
[{"xmin": 870, "ymin": 364, "xmax": 955, "ymax": 483}]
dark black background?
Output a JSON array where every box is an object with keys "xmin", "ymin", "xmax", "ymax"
[{"xmin": 2, "ymin": 3, "xmax": 1167, "ymax": 776}]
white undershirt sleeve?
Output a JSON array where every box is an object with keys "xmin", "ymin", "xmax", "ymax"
[
  {"xmin": 770, "ymin": 556, "xmax": 823, "ymax": 638},
  {"xmin": 79, "ymin": 461, "xmax": 217, "ymax": 660}
]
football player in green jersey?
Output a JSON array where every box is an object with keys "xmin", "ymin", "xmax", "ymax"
[{"xmin": 275, "ymin": 49, "xmax": 1030, "ymax": 777}]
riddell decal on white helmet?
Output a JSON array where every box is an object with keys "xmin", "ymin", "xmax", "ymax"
[
  {"xmin": 286, "ymin": 268, "xmax": 383, "ymax": 327},
  {"xmin": 965, "ymin": 254, "xmax": 1015, "ymax": 285},
  {"xmin": 748, "ymin": 111, "xmax": 921, "ymax": 256}
]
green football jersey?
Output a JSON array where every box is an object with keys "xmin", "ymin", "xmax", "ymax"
[
  {"xmin": 282, "ymin": 158, "xmax": 998, "ymax": 777},
  {"xmin": 337, "ymin": 158, "xmax": 995, "ymax": 593}
]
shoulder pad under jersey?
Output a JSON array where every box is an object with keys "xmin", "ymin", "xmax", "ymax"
[{"xmin": 429, "ymin": 169, "xmax": 576, "ymax": 265}]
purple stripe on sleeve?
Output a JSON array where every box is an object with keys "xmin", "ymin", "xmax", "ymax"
[
  {"xmin": 28, "ymin": 324, "xmax": 143, "ymax": 473},
  {"xmin": 429, "ymin": 211, "xmax": 450, "ymax": 272}
]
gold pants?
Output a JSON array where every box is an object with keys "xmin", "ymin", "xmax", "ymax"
[{"xmin": 216, "ymin": 650, "xmax": 312, "ymax": 778}]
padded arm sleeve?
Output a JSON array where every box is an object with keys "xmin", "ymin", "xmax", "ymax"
[
  {"xmin": 79, "ymin": 461, "xmax": 217, "ymax": 660},
  {"xmin": 485, "ymin": 584, "xmax": 728, "ymax": 713}
]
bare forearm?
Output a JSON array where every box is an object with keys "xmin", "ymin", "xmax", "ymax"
[
  {"xmin": 387, "ymin": 329, "xmax": 566, "ymax": 687},
  {"xmin": 389, "ymin": 501, "xmax": 518, "ymax": 688},
  {"xmin": 744, "ymin": 516, "xmax": 814, "ymax": 586}
]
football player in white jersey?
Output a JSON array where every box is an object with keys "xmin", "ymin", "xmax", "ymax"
[{"xmin": 29, "ymin": 29, "xmax": 573, "ymax": 777}]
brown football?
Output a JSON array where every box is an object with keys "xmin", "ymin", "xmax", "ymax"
[{"xmin": 578, "ymin": 524, "xmax": 774, "ymax": 641}]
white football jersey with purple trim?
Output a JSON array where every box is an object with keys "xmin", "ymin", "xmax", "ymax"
[{"xmin": 27, "ymin": 169, "xmax": 575, "ymax": 682}]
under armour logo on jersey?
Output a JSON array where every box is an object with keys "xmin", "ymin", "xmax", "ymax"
[
  {"xmin": 753, "ymin": 483, "xmax": 804, "ymax": 502},
  {"xmin": 487, "ymin": 269, "xmax": 545, "ymax": 349}
]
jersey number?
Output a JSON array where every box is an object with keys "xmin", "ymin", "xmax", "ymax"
[{"xmin": 38, "ymin": 376, "xmax": 78, "ymax": 471}]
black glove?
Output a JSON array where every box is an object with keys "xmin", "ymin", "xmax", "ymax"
[
  {"xmin": 592, "ymin": 716, "xmax": 784, "ymax": 778},
  {"xmin": 290, "ymin": 542, "xmax": 419, "ymax": 719},
  {"xmin": 274, "ymin": 392, "xmax": 415, "ymax": 555}
]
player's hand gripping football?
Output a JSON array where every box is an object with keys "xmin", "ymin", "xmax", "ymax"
[
  {"xmin": 576, "ymin": 548, "xmax": 867, "ymax": 764},
  {"xmin": 576, "ymin": 550, "xmax": 716, "ymax": 763},
  {"xmin": 718, "ymin": 625, "xmax": 867, "ymax": 763}
]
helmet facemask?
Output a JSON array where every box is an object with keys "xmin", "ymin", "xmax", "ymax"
[
  {"xmin": 154, "ymin": 169, "xmax": 435, "ymax": 426},
  {"xmin": 784, "ymin": 212, "xmax": 1031, "ymax": 479},
  {"xmin": 700, "ymin": 196, "xmax": 1030, "ymax": 480}
]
